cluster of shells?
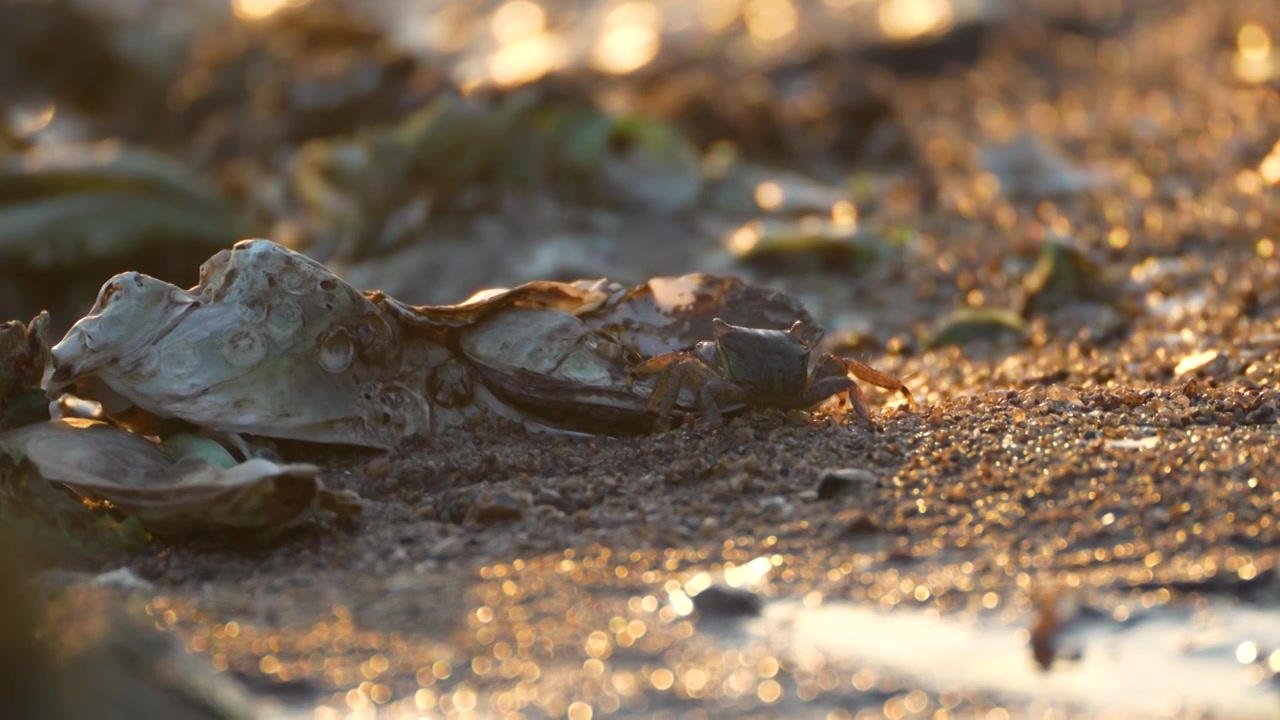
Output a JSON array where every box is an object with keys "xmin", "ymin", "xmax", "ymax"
[{"xmin": 0, "ymin": 238, "xmax": 818, "ymax": 541}]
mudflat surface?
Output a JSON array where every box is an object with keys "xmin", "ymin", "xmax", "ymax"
[
  {"xmin": 131, "ymin": 381, "xmax": 1278, "ymax": 717},
  {"xmin": 6, "ymin": 0, "xmax": 1280, "ymax": 718}
]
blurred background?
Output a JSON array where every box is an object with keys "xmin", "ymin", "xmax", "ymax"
[{"xmin": 0, "ymin": 0, "xmax": 1277, "ymax": 344}]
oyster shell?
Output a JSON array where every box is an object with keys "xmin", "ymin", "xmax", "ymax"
[
  {"xmin": 46, "ymin": 239, "xmax": 829, "ymax": 444},
  {"xmin": 0, "ymin": 419, "xmax": 323, "ymax": 542},
  {"xmin": 48, "ymin": 239, "xmax": 430, "ymax": 449}
]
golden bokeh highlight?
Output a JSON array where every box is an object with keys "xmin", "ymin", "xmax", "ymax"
[
  {"xmin": 10, "ymin": 103, "xmax": 56, "ymax": 136},
  {"xmin": 1233, "ymin": 23, "xmax": 1275, "ymax": 83},
  {"xmin": 486, "ymin": 1, "xmax": 564, "ymax": 87},
  {"xmin": 744, "ymin": 0, "xmax": 799, "ymax": 42},
  {"xmin": 878, "ymin": 0, "xmax": 955, "ymax": 41},
  {"xmin": 1259, "ymin": 140, "xmax": 1280, "ymax": 185},
  {"xmin": 231, "ymin": 0, "xmax": 309, "ymax": 20},
  {"xmin": 490, "ymin": 34, "xmax": 563, "ymax": 87},
  {"xmin": 726, "ymin": 220, "xmax": 764, "ymax": 256},
  {"xmin": 133, "ymin": 532, "xmax": 1279, "ymax": 717},
  {"xmin": 592, "ymin": 2, "xmax": 663, "ymax": 75},
  {"xmin": 491, "ymin": 0, "xmax": 546, "ymax": 43},
  {"xmin": 756, "ymin": 678, "xmax": 783, "ymax": 703},
  {"xmin": 753, "ymin": 180, "xmax": 785, "ymax": 210},
  {"xmin": 422, "ymin": 5, "xmax": 477, "ymax": 53},
  {"xmin": 831, "ymin": 200, "xmax": 857, "ymax": 226},
  {"xmin": 699, "ymin": 0, "xmax": 744, "ymax": 33}
]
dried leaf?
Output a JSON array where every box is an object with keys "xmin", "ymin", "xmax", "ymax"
[
  {"xmin": 0, "ymin": 142, "xmax": 243, "ymax": 268},
  {"xmin": 1020, "ymin": 238, "xmax": 1120, "ymax": 317},
  {"xmin": 925, "ymin": 308, "xmax": 1028, "ymax": 349},
  {"xmin": 0, "ymin": 141, "xmax": 226, "ymax": 207},
  {"xmin": 288, "ymin": 91, "xmax": 702, "ymax": 263},
  {"xmin": 0, "ymin": 419, "xmax": 322, "ymax": 542},
  {"xmin": 727, "ymin": 217, "xmax": 890, "ymax": 276},
  {"xmin": 590, "ymin": 114, "xmax": 703, "ymax": 213}
]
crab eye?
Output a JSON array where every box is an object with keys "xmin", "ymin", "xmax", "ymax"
[{"xmin": 787, "ymin": 320, "xmax": 822, "ymax": 347}]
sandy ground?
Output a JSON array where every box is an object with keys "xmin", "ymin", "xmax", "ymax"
[
  {"xmin": 121, "ymin": 379, "xmax": 1276, "ymax": 718},
  {"xmin": 5, "ymin": 0, "xmax": 1280, "ymax": 718}
]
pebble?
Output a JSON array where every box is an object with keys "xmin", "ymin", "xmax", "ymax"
[
  {"xmin": 815, "ymin": 467, "xmax": 879, "ymax": 500},
  {"xmin": 692, "ymin": 585, "xmax": 763, "ymax": 618},
  {"xmin": 426, "ymin": 535, "xmax": 465, "ymax": 559},
  {"xmin": 465, "ymin": 489, "xmax": 531, "ymax": 524}
]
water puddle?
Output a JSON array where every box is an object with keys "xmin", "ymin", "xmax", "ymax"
[{"xmin": 703, "ymin": 596, "xmax": 1280, "ymax": 717}]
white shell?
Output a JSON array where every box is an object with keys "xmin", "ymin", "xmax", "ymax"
[{"xmin": 48, "ymin": 239, "xmax": 430, "ymax": 449}]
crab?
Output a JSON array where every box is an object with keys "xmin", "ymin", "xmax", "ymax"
[{"xmin": 631, "ymin": 318, "xmax": 916, "ymax": 428}]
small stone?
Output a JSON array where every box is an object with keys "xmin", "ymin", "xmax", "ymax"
[
  {"xmin": 1174, "ymin": 349, "xmax": 1221, "ymax": 376},
  {"xmin": 91, "ymin": 568, "xmax": 154, "ymax": 593},
  {"xmin": 758, "ymin": 495, "xmax": 796, "ymax": 521},
  {"xmin": 816, "ymin": 468, "xmax": 878, "ymax": 500},
  {"xmin": 534, "ymin": 488, "xmax": 570, "ymax": 512},
  {"xmin": 34, "ymin": 568, "xmax": 156, "ymax": 594},
  {"xmin": 691, "ymin": 585, "xmax": 763, "ymax": 618},
  {"xmin": 364, "ymin": 456, "xmax": 392, "ymax": 478},
  {"xmin": 320, "ymin": 488, "xmax": 364, "ymax": 524},
  {"xmin": 427, "ymin": 535, "xmax": 465, "ymax": 559},
  {"xmin": 465, "ymin": 489, "xmax": 531, "ymax": 524},
  {"xmin": 1244, "ymin": 401, "xmax": 1276, "ymax": 425},
  {"xmin": 697, "ymin": 516, "xmax": 720, "ymax": 537},
  {"xmin": 834, "ymin": 509, "xmax": 880, "ymax": 537}
]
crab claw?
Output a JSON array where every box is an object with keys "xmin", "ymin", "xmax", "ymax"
[{"xmin": 838, "ymin": 356, "xmax": 917, "ymax": 411}]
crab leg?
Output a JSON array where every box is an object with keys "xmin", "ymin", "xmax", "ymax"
[
  {"xmin": 631, "ymin": 353, "xmax": 721, "ymax": 425},
  {"xmin": 700, "ymin": 378, "xmax": 749, "ymax": 427},
  {"xmin": 645, "ymin": 362, "xmax": 686, "ymax": 421}
]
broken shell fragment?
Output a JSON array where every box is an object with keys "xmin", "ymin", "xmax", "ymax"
[
  {"xmin": 583, "ymin": 273, "xmax": 817, "ymax": 358},
  {"xmin": 0, "ymin": 419, "xmax": 323, "ymax": 542},
  {"xmin": 0, "ymin": 311, "xmax": 51, "ymax": 430},
  {"xmin": 458, "ymin": 307, "xmax": 653, "ymax": 432}
]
